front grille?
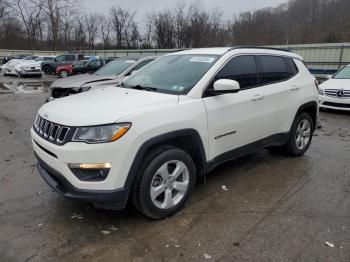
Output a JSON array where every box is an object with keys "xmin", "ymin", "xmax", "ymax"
[
  {"xmin": 51, "ymin": 88, "xmax": 76, "ymax": 98},
  {"xmin": 323, "ymin": 102, "xmax": 350, "ymax": 109},
  {"xmin": 33, "ymin": 115, "xmax": 72, "ymax": 145},
  {"xmin": 325, "ymin": 89, "xmax": 350, "ymax": 98}
]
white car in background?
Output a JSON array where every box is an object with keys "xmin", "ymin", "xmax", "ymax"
[
  {"xmin": 14, "ymin": 56, "xmax": 55, "ymax": 77},
  {"xmin": 319, "ymin": 65, "xmax": 350, "ymax": 111},
  {"xmin": 0, "ymin": 59, "xmax": 21, "ymax": 76}
]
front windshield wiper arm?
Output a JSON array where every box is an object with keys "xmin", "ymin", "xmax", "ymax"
[{"xmin": 127, "ymin": 84, "xmax": 158, "ymax": 92}]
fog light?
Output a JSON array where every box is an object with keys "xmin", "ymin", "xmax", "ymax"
[{"xmin": 68, "ymin": 163, "xmax": 111, "ymax": 182}]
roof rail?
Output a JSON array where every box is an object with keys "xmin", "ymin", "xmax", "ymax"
[{"xmin": 228, "ymin": 46, "xmax": 292, "ymax": 53}]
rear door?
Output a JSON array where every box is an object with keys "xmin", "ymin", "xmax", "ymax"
[
  {"xmin": 256, "ymin": 55, "xmax": 299, "ymax": 138},
  {"xmin": 203, "ymin": 55, "xmax": 267, "ymax": 161}
]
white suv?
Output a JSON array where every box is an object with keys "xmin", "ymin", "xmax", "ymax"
[{"xmin": 31, "ymin": 47, "xmax": 318, "ymax": 219}]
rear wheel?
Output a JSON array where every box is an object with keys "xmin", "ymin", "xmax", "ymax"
[
  {"xmin": 284, "ymin": 113, "xmax": 314, "ymax": 156},
  {"xmin": 132, "ymin": 146, "xmax": 196, "ymax": 219}
]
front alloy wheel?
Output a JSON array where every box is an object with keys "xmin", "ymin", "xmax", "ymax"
[
  {"xmin": 132, "ymin": 146, "xmax": 196, "ymax": 219},
  {"xmin": 150, "ymin": 160, "xmax": 190, "ymax": 209},
  {"xmin": 60, "ymin": 70, "xmax": 68, "ymax": 78}
]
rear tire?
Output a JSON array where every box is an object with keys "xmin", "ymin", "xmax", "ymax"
[
  {"xmin": 283, "ymin": 113, "xmax": 314, "ymax": 156},
  {"xmin": 132, "ymin": 145, "xmax": 196, "ymax": 219}
]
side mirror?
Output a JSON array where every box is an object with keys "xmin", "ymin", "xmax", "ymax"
[
  {"xmin": 326, "ymin": 74, "xmax": 333, "ymax": 80},
  {"xmin": 209, "ymin": 79, "xmax": 240, "ymax": 95}
]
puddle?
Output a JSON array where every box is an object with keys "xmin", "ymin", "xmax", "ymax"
[{"xmin": 1, "ymin": 81, "xmax": 52, "ymax": 93}]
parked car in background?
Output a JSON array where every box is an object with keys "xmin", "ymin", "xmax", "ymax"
[
  {"xmin": 32, "ymin": 47, "xmax": 318, "ymax": 219},
  {"xmin": 41, "ymin": 53, "xmax": 84, "ymax": 75},
  {"xmin": 0, "ymin": 59, "xmax": 21, "ymax": 76},
  {"xmin": 47, "ymin": 56, "xmax": 157, "ymax": 100},
  {"xmin": 56, "ymin": 60, "xmax": 90, "ymax": 78},
  {"xmin": 319, "ymin": 65, "xmax": 350, "ymax": 111},
  {"xmin": 14, "ymin": 60, "xmax": 42, "ymax": 77},
  {"xmin": 71, "ymin": 59, "xmax": 112, "ymax": 75}
]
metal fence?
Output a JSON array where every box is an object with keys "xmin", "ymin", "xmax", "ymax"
[{"xmin": 2, "ymin": 43, "xmax": 350, "ymax": 75}]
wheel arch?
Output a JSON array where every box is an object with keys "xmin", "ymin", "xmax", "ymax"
[
  {"xmin": 124, "ymin": 129, "xmax": 207, "ymax": 194},
  {"xmin": 293, "ymin": 101, "xmax": 318, "ymax": 130}
]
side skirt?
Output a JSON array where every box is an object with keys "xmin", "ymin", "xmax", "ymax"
[{"xmin": 205, "ymin": 132, "xmax": 290, "ymax": 173}]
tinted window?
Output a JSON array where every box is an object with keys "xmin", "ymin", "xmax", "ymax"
[
  {"xmin": 285, "ymin": 58, "xmax": 298, "ymax": 75},
  {"xmin": 258, "ymin": 56, "xmax": 291, "ymax": 85},
  {"xmin": 216, "ymin": 56, "xmax": 258, "ymax": 89},
  {"xmin": 66, "ymin": 55, "xmax": 75, "ymax": 61},
  {"xmin": 55, "ymin": 55, "xmax": 65, "ymax": 62}
]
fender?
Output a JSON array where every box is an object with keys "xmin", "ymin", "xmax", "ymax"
[
  {"xmin": 123, "ymin": 129, "xmax": 207, "ymax": 194},
  {"xmin": 293, "ymin": 101, "xmax": 318, "ymax": 129}
]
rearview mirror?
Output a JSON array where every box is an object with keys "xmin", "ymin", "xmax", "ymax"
[{"xmin": 213, "ymin": 79, "xmax": 240, "ymax": 93}]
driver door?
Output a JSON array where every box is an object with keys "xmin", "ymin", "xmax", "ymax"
[{"xmin": 203, "ymin": 55, "xmax": 267, "ymax": 161}]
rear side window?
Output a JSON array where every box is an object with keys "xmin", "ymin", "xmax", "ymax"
[
  {"xmin": 66, "ymin": 55, "xmax": 75, "ymax": 61},
  {"xmin": 216, "ymin": 55, "xmax": 258, "ymax": 89},
  {"xmin": 258, "ymin": 56, "xmax": 291, "ymax": 85}
]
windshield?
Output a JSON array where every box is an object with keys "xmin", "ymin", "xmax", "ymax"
[
  {"xmin": 94, "ymin": 59, "xmax": 136, "ymax": 76},
  {"xmin": 123, "ymin": 54, "xmax": 219, "ymax": 94},
  {"xmin": 333, "ymin": 66, "xmax": 350, "ymax": 79}
]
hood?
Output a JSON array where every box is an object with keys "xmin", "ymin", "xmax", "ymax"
[
  {"xmin": 38, "ymin": 87, "xmax": 179, "ymax": 126},
  {"xmin": 51, "ymin": 74, "xmax": 117, "ymax": 89},
  {"xmin": 320, "ymin": 79, "xmax": 350, "ymax": 90}
]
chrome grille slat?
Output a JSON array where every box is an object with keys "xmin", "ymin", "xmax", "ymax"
[
  {"xmin": 33, "ymin": 115, "xmax": 71, "ymax": 145},
  {"xmin": 325, "ymin": 89, "xmax": 350, "ymax": 98}
]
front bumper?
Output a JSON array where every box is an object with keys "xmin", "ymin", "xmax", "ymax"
[
  {"xmin": 36, "ymin": 153, "xmax": 128, "ymax": 207},
  {"xmin": 319, "ymin": 95, "xmax": 350, "ymax": 111}
]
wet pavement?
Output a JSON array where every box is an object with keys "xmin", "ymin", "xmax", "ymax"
[{"xmin": 0, "ymin": 80, "xmax": 349, "ymax": 261}]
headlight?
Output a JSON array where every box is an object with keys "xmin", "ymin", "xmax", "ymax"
[
  {"xmin": 318, "ymin": 89, "xmax": 324, "ymax": 95},
  {"xmin": 72, "ymin": 123, "xmax": 131, "ymax": 143}
]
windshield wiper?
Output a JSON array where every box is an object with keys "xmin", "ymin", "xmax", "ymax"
[{"xmin": 127, "ymin": 84, "xmax": 158, "ymax": 92}]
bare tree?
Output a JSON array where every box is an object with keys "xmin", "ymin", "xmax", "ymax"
[
  {"xmin": 99, "ymin": 14, "xmax": 112, "ymax": 49},
  {"xmin": 85, "ymin": 13, "xmax": 100, "ymax": 49}
]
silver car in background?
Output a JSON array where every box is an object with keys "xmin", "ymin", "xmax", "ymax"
[{"xmin": 47, "ymin": 56, "xmax": 158, "ymax": 101}]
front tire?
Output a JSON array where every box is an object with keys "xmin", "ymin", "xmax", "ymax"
[
  {"xmin": 42, "ymin": 65, "xmax": 53, "ymax": 75},
  {"xmin": 284, "ymin": 113, "xmax": 314, "ymax": 156},
  {"xmin": 60, "ymin": 70, "xmax": 68, "ymax": 78},
  {"xmin": 132, "ymin": 146, "xmax": 196, "ymax": 219}
]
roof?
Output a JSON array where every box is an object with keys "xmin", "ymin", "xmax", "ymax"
[{"xmin": 167, "ymin": 46, "xmax": 302, "ymax": 60}]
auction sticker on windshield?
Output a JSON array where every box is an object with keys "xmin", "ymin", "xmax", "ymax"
[{"xmin": 190, "ymin": 57, "xmax": 215, "ymax": 63}]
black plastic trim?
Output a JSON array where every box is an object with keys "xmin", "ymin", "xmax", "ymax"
[
  {"xmin": 206, "ymin": 132, "xmax": 290, "ymax": 172},
  {"xmin": 35, "ymin": 153, "xmax": 128, "ymax": 207},
  {"xmin": 124, "ymin": 129, "xmax": 207, "ymax": 192}
]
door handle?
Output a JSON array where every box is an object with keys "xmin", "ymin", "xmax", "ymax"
[
  {"xmin": 251, "ymin": 94, "xmax": 264, "ymax": 101},
  {"xmin": 291, "ymin": 85, "xmax": 300, "ymax": 91}
]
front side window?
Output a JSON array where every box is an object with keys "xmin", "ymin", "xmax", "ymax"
[
  {"xmin": 333, "ymin": 66, "xmax": 350, "ymax": 79},
  {"xmin": 123, "ymin": 54, "xmax": 219, "ymax": 94},
  {"xmin": 215, "ymin": 55, "xmax": 258, "ymax": 89},
  {"xmin": 258, "ymin": 56, "xmax": 291, "ymax": 85}
]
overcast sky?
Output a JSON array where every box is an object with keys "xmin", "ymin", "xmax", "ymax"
[{"xmin": 84, "ymin": 0, "xmax": 288, "ymax": 25}]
